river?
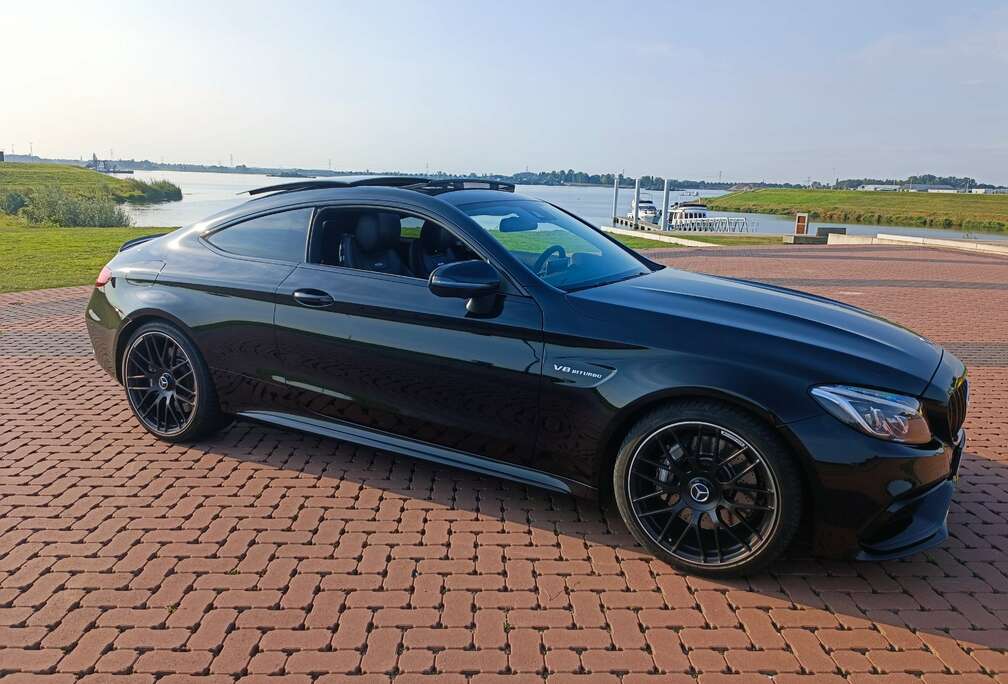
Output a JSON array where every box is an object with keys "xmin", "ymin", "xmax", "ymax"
[{"xmin": 124, "ymin": 170, "xmax": 1005, "ymax": 241}]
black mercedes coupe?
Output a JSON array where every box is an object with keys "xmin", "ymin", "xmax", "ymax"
[{"xmin": 85, "ymin": 177, "xmax": 968, "ymax": 575}]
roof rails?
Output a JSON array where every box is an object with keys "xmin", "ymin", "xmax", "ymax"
[{"xmin": 244, "ymin": 176, "xmax": 515, "ymax": 198}]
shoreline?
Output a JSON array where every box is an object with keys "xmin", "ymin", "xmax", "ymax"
[{"xmin": 707, "ymin": 188, "xmax": 1008, "ymax": 234}]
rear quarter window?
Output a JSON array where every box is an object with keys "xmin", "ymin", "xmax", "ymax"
[{"xmin": 206, "ymin": 208, "xmax": 312, "ymax": 262}]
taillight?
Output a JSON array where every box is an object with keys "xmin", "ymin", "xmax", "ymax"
[{"xmin": 96, "ymin": 266, "xmax": 113, "ymax": 287}]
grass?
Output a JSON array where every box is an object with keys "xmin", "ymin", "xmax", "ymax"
[
  {"xmin": 406, "ymin": 224, "xmax": 678, "ymax": 251},
  {"xmin": 668, "ymin": 233, "xmax": 782, "ymax": 246},
  {"xmin": 492, "ymin": 228, "xmax": 683, "ymax": 253},
  {"xmin": 0, "ymin": 218, "xmax": 771, "ymax": 294},
  {"xmin": 610, "ymin": 234, "xmax": 683, "ymax": 249},
  {"xmin": 0, "ymin": 215, "xmax": 166, "ymax": 293},
  {"xmin": 707, "ymin": 188, "xmax": 1008, "ymax": 233},
  {"xmin": 0, "ymin": 162, "xmax": 181, "ymax": 204}
]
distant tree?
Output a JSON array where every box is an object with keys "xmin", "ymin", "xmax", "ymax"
[{"xmin": 837, "ymin": 174, "xmax": 997, "ymax": 190}]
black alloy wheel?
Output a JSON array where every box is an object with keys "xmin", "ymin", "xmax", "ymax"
[
  {"xmin": 122, "ymin": 322, "xmax": 226, "ymax": 442},
  {"xmin": 614, "ymin": 401, "xmax": 802, "ymax": 576}
]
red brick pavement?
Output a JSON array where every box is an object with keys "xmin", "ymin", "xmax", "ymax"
[{"xmin": 0, "ymin": 244, "xmax": 1006, "ymax": 683}]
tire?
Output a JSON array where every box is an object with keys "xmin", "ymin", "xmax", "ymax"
[
  {"xmin": 613, "ymin": 399, "xmax": 802, "ymax": 576},
  {"xmin": 121, "ymin": 321, "xmax": 226, "ymax": 443}
]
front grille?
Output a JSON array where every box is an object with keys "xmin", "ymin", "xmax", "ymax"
[{"xmin": 947, "ymin": 379, "xmax": 968, "ymax": 439}]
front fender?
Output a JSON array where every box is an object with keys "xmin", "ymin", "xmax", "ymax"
[{"xmin": 537, "ymin": 342, "xmax": 822, "ymax": 485}]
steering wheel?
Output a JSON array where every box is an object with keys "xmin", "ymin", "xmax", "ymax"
[{"xmin": 532, "ymin": 244, "xmax": 567, "ymax": 275}]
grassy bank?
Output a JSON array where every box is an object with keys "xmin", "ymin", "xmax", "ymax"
[
  {"xmin": 668, "ymin": 233, "xmax": 782, "ymax": 246},
  {"xmin": 0, "ymin": 162, "xmax": 182, "ymax": 227},
  {"xmin": 0, "ymin": 220, "xmax": 679, "ymax": 293},
  {"xmin": 707, "ymin": 188, "xmax": 1008, "ymax": 233},
  {"xmin": 0, "ymin": 163, "xmax": 182, "ymax": 204},
  {"xmin": 0, "ymin": 213, "xmax": 783, "ymax": 293},
  {"xmin": 0, "ymin": 216, "xmax": 165, "ymax": 292}
]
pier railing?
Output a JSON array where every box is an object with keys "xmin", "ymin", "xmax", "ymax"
[{"xmin": 612, "ymin": 216, "xmax": 750, "ymax": 233}]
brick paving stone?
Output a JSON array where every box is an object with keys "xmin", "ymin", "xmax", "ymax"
[{"xmin": 1, "ymin": 246, "xmax": 1007, "ymax": 682}]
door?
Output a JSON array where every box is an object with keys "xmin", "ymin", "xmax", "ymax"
[
  {"xmin": 273, "ymin": 211, "xmax": 544, "ymax": 467},
  {"xmin": 155, "ymin": 207, "xmax": 313, "ymax": 412}
]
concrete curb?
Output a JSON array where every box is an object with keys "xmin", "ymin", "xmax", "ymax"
[
  {"xmin": 827, "ymin": 232, "xmax": 1008, "ymax": 256},
  {"xmin": 600, "ymin": 225, "xmax": 723, "ymax": 247}
]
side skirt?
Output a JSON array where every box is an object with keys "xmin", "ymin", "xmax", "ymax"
[{"xmin": 237, "ymin": 410, "xmax": 597, "ymax": 499}]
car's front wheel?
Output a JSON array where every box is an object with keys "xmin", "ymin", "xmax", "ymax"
[
  {"xmin": 614, "ymin": 400, "xmax": 802, "ymax": 576},
  {"xmin": 121, "ymin": 321, "xmax": 225, "ymax": 442}
]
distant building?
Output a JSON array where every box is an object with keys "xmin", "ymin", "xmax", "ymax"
[
  {"xmin": 857, "ymin": 184, "xmax": 900, "ymax": 192},
  {"xmin": 902, "ymin": 183, "xmax": 956, "ymax": 192},
  {"xmin": 971, "ymin": 188, "xmax": 1008, "ymax": 194}
]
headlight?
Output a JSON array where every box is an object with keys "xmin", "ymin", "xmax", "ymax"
[{"xmin": 811, "ymin": 385, "xmax": 932, "ymax": 444}]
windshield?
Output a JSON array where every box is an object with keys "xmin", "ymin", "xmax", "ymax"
[{"xmin": 459, "ymin": 199, "xmax": 651, "ymax": 291}]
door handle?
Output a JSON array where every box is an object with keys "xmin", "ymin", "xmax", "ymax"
[{"xmin": 292, "ymin": 289, "xmax": 334, "ymax": 307}]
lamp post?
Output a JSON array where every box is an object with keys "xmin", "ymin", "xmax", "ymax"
[
  {"xmin": 633, "ymin": 177, "xmax": 641, "ymax": 226},
  {"xmin": 611, "ymin": 173, "xmax": 620, "ymax": 222},
  {"xmin": 661, "ymin": 178, "xmax": 671, "ymax": 231}
]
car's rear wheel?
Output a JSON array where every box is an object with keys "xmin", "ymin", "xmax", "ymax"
[
  {"xmin": 614, "ymin": 400, "xmax": 802, "ymax": 576},
  {"xmin": 122, "ymin": 322, "xmax": 225, "ymax": 442}
]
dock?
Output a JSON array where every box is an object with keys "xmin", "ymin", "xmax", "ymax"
[
  {"xmin": 612, "ymin": 215, "xmax": 751, "ymax": 233},
  {"xmin": 610, "ymin": 173, "xmax": 751, "ymax": 234}
]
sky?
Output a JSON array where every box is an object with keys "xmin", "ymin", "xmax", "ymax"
[{"xmin": 3, "ymin": 1, "xmax": 1007, "ymax": 184}]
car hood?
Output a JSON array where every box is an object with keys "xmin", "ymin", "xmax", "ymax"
[{"xmin": 569, "ymin": 267, "xmax": 943, "ymax": 396}]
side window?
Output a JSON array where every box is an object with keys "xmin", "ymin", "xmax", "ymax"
[
  {"xmin": 400, "ymin": 216, "xmax": 425, "ymax": 240},
  {"xmin": 309, "ymin": 207, "xmax": 477, "ymax": 279},
  {"xmin": 206, "ymin": 208, "xmax": 312, "ymax": 262}
]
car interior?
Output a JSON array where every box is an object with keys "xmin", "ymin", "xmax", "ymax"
[{"xmin": 309, "ymin": 208, "xmax": 477, "ymax": 279}]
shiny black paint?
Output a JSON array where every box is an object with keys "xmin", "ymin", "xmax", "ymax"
[
  {"xmin": 274, "ymin": 264, "xmax": 543, "ymax": 464},
  {"xmin": 85, "ymin": 186, "xmax": 966, "ymax": 560}
]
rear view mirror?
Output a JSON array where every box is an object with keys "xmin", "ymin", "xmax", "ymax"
[
  {"xmin": 429, "ymin": 260, "xmax": 500, "ymax": 298},
  {"xmin": 499, "ymin": 215, "xmax": 537, "ymax": 232},
  {"xmin": 428, "ymin": 260, "xmax": 501, "ymax": 315}
]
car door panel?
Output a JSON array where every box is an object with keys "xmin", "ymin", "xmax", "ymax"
[
  {"xmin": 274, "ymin": 265, "xmax": 544, "ymax": 467},
  {"xmin": 153, "ymin": 235, "xmax": 294, "ymax": 412}
]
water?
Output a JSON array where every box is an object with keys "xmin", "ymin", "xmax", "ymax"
[
  {"xmin": 125, "ymin": 170, "xmax": 1007, "ymax": 242},
  {"xmin": 126, "ymin": 170, "xmax": 282, "ymax": 227}
]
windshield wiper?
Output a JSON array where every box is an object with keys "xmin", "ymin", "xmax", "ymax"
[{"xmin": 565, "ymin": 271, "xmax": 649, "ymax": 293}]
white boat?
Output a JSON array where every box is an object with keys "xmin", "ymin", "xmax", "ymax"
[
  {"xmin": 627, "ymin": 196, "xmax": 658, "ymax": 223},
  {"xmin": 665, "ymin": 201, "xmax": 709, "ymax": 225}
]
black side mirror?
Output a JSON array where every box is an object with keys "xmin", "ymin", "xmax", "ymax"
[{"xmin": 428, "ymin": 260, "xmax": 501, "ymax": 314}]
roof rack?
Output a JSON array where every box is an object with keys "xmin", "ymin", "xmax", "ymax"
[
  {"xmin": 245, "ymin": 176, "xmax": 431, "ymax": 197},
  {"xmin": 244, "ymin": 176, "xmax": 515, "ymax": 198},
  {"xmin": 245, "ymin": 180, "xmax": 349, "ymax": 196},
  {"xmin": 406, "ymin": 178, "xmax": 516, "ymax": 195},
  {"xmin": 348, "ymin": 176, "xmax": 428, "ymax": 188}
]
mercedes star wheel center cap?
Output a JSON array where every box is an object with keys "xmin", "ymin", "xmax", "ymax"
[{"xmin": 689, "ymin": 479, "xmax": 712, "ymax": 503}]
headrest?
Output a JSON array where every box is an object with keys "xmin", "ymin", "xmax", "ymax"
[
  {"xmin": 419, "ymin": 221, "xmax": 457, "ymax": 251},
  {"xmin": 355, "ymin": 213, "xmax": 401, "ymax": 252},
  {"xmin": 321, "ymin": 218, "xmax": 343, "ymax": 237}
]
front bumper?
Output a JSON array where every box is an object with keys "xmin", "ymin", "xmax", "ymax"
[
  {"xmin": 785, "ymin": 413, "xmax": 964, "ymax": 560},
  {"xmin": 854, "ymin": 428, "xmax": 963, "ymax": 560}
]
